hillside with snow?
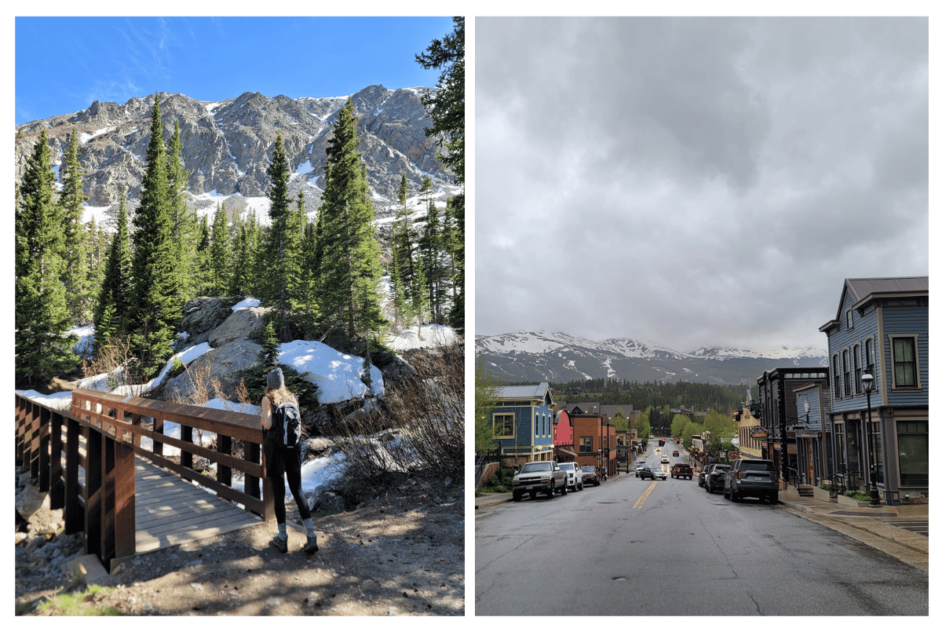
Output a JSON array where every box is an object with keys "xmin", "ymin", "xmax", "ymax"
[{"xmin": 476, "ymin": 331, "xmax": 827, "ymax": 386}]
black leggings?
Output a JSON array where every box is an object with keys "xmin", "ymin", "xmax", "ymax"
[{"xmin": 263, "ymin": 433, "xmax": 312, "ymax": 524}]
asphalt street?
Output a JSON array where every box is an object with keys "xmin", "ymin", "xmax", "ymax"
[{"xmin": 475, "ymin": 442, "xmax": 929, "ymax": 616}]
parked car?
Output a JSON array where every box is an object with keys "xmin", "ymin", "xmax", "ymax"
[
  {"xmin": 671, "ymin": 463, "xmax": 693, "ymax": 479},
  {"xmin": 512, "ymin": 461, "xmax": 568, "ymax": 501},
  {"xmin": 705, "ymin": 464, "xmax": 730, "ymax": 493},
  {"xmin": 557, "ymin": 461, "xmax": 585, "ymax": 491},
  {"xmin": 724, "ymin": 459, "xmax": 778, "ymax": 503},
  {"xmin": 699, "ymin": 463, "xmax": 714, "ymax": 488},
  {"xmin": 582, "ymin": 465, "xmax": 602, "ymax": 486},
  {"xmin": 637, "ymin": 467, "xmax": 667, "ymax": 481}
]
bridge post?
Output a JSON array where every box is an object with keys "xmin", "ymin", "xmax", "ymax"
[
  {"xmin": 15, "ymin": 396, "xmax": 26, "ymax": 466},
  {"xmin": 112, "ymin": 439, "xmax": 136, "ymax": 564},
  {"xmin": 181, "ymin": 425, "xmax": 194, "ymax": 471},
  {"xmin": 38, "ymin": 406, "xmax": 51, "ymax": 493},
  {"xmin": 217, "ymin": 435, "xmax": 232, "ymax": 487},
  {"xmin": 49, "ymin": 410, "xmax": 64, "ymax": 509},
  {"xmin": 84, "ymin": 427, "xmax": 103, "ymax": 559},
  {"xmin": 64, "ymin": 417, "xmax": 83, "ymax": 534},
  {"xmin": 28, "ymin": 400, "xmax": 40, "ymax": 479}
]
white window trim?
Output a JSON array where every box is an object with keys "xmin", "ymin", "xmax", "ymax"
[
  {"xmin": 493, "ymin": 413, "xmax": 516, "ymax": 439},
  {"xmin": 852, "ymin": 342, "xmax": 862, "ymax": 396},
  {"xmin": 887, "ymin": 334, "xmax": 922, "ymax": 391}
]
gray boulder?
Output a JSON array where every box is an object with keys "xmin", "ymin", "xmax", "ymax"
[
  {"xmin": 309, "ymin": 483, "xmax": 345, "ymax": 515},
  {"xmin": 178, "ymin": 297, "xmax": 240, "ymax": 347},
  {"xmin": 208, "ymin": 306, "xmax": 271, "ymax": 348},
  {"xmin": 162, "ymin": 339, "xmax": 262, "ymax": 402},
  {"xmin": 16, "ymin": 483, "xmax": 49, "ymax": 520}
]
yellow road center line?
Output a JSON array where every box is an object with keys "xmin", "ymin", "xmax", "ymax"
[{"xmin": 633, "ymin": 481, "xmax": 658, "ymax": 509}]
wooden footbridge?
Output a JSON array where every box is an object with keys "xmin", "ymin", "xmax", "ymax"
[{"xmin": 15, "ymin": 389, "xmax": 275, "ymax": 572}]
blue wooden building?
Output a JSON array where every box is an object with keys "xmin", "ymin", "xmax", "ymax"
[
  {"xmin": 819, "ymin": 277, "xmax": 928, "ymax": 505},
  {"xmin": 490, "ymin": 383, "xmax": 556, "ymax": 466},
  {"xmin": 793, "ymin": 381, "xmax": 831, "ymax": 486}
]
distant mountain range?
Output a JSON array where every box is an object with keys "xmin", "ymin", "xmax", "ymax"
[
  {"xmin": 475, "ymin": 331, "xmax": 827, "ymax": 386},
  {"xmin": 14, "ymin": 85, "xmax": 460, "ymax": 227}
]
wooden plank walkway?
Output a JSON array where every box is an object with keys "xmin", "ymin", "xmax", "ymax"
[
  {"xmin": 134, "ymin": 458, "xmax": 264, "ymax": 553},
  {"xmin": 74, "ymin": 454, "xmax": 264, "ymax": 555}
]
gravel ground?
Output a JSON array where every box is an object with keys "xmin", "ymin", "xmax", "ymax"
[{"xmin": 16, "ymin": 474, "xmax": 465, "ymax": 616}]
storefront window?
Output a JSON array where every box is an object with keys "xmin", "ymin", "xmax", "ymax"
[{"xmin": 897, "ymin": 421, "xmax": 928, "ymax": 486}]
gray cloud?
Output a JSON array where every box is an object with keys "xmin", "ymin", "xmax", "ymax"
[{"xmin": 476, "ymin": 17, "xmax": 928, "ymax": 353}]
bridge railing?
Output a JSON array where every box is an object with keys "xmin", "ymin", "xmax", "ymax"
[{"xmin": 15, "ymin": 389, "xmax": 274, "ymax": 573}]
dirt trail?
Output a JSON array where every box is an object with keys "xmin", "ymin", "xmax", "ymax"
[{"xmin": 16, "ymin": 478, "xmax": 465, "ymax": 616}]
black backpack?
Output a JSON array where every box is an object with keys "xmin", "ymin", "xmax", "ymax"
[{"xmin": 270, "ymin": 397, "xmax": 302, "ymax": 448}]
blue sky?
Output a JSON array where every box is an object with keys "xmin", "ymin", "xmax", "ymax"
[{"xmin": 15, "ymin": 16, "xmax": 455, "ymax": 125}]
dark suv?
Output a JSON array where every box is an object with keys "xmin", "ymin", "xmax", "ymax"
[
  {"xmin": 724, "ymin": 459, "xmax": 778, "ymax": 503},
  {"xmin": 704, "ymin": 464, "xmax": 730, "ymax": 493}
]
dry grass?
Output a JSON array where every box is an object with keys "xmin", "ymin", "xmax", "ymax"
[{"xmin": 332, "ymin": 343, "xmax": 464, "ymax": 494}]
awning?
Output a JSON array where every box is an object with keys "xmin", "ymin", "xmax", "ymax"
[{"xmin": 555, "ymin": 447, "xmax": 578, "ymax": 458}]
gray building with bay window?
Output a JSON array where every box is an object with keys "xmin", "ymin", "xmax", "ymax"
[{"xmin": 819, "ymin": 277, "xmax": 928, "ymax": 506}]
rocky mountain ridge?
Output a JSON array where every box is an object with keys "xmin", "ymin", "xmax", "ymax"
[
  {"xmin": 475, "ymin": 330, "xmax": 827, "ymax": 386},
  {"xmin": 14, "ymin": 85, "xmax": 459, "ymax": 224}
]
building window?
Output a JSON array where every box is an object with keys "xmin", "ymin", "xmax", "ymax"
[
  {"xmin": 853, "ymin": 345, "xmax": 861, "ymax": 395},
  {"xmin": 846, "ymin": 310, "xmax": 853, "ymax": 330},
  {"xmin": 890, "ymin": 336, "xmax": 918, "ymax": 388},
  {"xmin": 896, "ymin": 421, "xmax": 928, "ymax": 486},
  {"xmin": 842, "ymin": 349, "xmax": 851, "ymax": 397},
  {"xmin": 493, "ymin": 413, "xmax": 515, "ymax": 439},
  {"xmin": 579, "ymin": 436, "xmax": 593, "ymax": 454},
  {"xmin": 865, "ymin": 338, "xmax": 874, "ymax": 370},
  {"xmin": 832, "ymin": 355, "xmax": 841, "ymax": 398}
]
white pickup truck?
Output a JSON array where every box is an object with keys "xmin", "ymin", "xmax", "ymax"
[{"xmin": 557, "ymin": 461, "xmax": 585, "ymax": 491}]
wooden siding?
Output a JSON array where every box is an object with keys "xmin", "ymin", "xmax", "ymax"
[
  {"xmin": 830, "ymin": 290, "xmax": 882, "ymax": 414},
  {"xmin": 881, "ymin": 306, "xmax": 929, "ymax": 407}
]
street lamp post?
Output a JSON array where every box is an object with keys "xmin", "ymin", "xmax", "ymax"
[{"xmin": 861, "ymin": 368, "xmax": 881, "ymax": 507}]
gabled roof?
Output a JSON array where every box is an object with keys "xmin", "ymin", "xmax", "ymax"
[
  {"xmin": 822, "ymin": 277, "xmax": 929, "ymax": 331},
  {"xmin": 497, "ymin": 382, "xmax": 552, "ymax": 404}
]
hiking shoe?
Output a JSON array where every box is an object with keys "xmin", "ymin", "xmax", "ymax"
[
  {"xmin": 303, "ymin": 534, "xmax": 319, "ymax": 554},
  {"xmin": 269, "ymin": 535, "xmax": 288, "ymax": 553}
]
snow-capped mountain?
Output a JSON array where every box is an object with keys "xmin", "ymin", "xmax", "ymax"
[
  {"xmin": 476, "ymin": 331, "xmax": 828, "ymax": 386},
  {"xmin": 14, "ymin": 85, "xmax": 460, "ymax": 228}
]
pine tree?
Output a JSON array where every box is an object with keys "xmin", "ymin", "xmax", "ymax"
[
  {"xmin": 411, "ymin": 248, "xmax": 430, "ymax": 341},
  {"xmin": 59, "ymin": 128, "xmax": 93, "ymax": 325},
  {"xmin": 445, "ymin": 193, "xmax": 464, "ymax": 334},
  {"xmin": 416, "ymin": 17, "xmax": 465, "ymax": 186},
  {"xmin": 420, "ymin": 198, "xmax": 445, "ymax": 323},
  {"xmin": 417, "ymin": 17, "xmax": 465, "ymax": 335},
  {"xmin": 167, "ymin": 120, "xmax": 198, "ymax": 303},
  {"xmin": 262, "ymin": 132, "xmax": 302, "ymax": 335},
  {"xmin": 316, "ymin": 100, "xmax": 385, "ymax": 344},
  {"xmin": 210, "ymin": 202, "xmax": 232, "ymax": 296},
  {"xmin": 93, "ymin": 187, "xmax": 133, "ymax": 354},
  {"xmin": 127, "ymin": 93, "xmax": 181, "ymax": 377},
  {"xmin": 391, "ymin": 172, "xmax": 415, "ymax": 311},
  {"xmin": 193, "ymin": 214, "xmax": 212, "ymax": 296},
  {"xmin": 15, "ymin": 127, "xmax": 79, "ymax": 386}
]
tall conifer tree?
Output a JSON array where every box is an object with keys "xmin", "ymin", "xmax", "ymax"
[
  {"xmin": 262, "ymin": 132, "xmax": 302, "ymax": 333},
  {"xmin": 15, "ymin": 128, "xmax": 79, "ymax": 385},
  {"xmin": 93, "ymin": 187, "xmax": 133, "ymax": 354},
  {"xmin": 127, "ymin": 94, "xmax": 180, "ymax": 376},
  {"xmin": 59, "ymin": 128, "xmax": 93, "ymax": 325},
  {"xmin": 167, "ymin": 120, "xmax": 197, "ymax": 303},
  {"xmin": 210, "ymin": 203, "xmax": 232, "ymax": 295},
  {"xmin": 317, "ymin": 100, "xmax": 384, "ymax": 343}
]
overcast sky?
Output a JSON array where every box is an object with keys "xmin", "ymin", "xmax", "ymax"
[{"xmin": 475, "ymin": 17, "xmax": 928, "ymax": 354}]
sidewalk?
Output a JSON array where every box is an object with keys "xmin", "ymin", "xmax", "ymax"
[{"xmin": 475, "ymin": 473, "xmax": 928, "ymax": 573}]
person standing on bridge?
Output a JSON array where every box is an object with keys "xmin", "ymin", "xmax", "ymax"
[{"xmin": 261, "ymin": 367, "xmax": 318, "ymax": 554}]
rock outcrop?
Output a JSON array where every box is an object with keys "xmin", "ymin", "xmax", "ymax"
[
  {"xmin": 15, "ymin": 86, "xmax": 460, "ymax": 221},
  {"xmin": 208, "ymin": 306, "xmax": 270, "ymax": 348}
]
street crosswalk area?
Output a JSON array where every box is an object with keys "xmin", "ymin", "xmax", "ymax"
[{"xmin": 887, "ymin": 520, "xmax": 929, "ymax": 537}]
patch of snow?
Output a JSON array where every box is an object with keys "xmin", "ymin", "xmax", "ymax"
[
  {"xmin": 295, "ymin": 160, "xmax": 314, "ymax": 176},
  {"xmin": 69, "ymin": 324, "xmax": 95, "ymax": 358},
  {"xmin": 13, "ymin": 390, "xmax": 73, "ymax": 411},
  {"xmin": 277, "ymin": 340, "xmax": 384, "ymax": 403},
  {"xmin": 79, "ymin": 126, "xmax": 115, "ymax": 145},
  {"xmin": 232, "ymin": 297, "xmax": 260, "ymax": 311},
  {"xmin": 200, "ymin": 398, "xmax": 260, "ymax": 415},
  {"xmin": 387, "ymin": 325, "xmax": 457, "ymax": 351}
]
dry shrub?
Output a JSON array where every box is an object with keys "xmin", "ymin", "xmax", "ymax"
[
  {"xmin": 333, "ymin": 342, "xmax": 464, "ymax": 492},
  {"xmin": 79, "ymin": 337, "xmax": 141, "ymax": 393}
]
